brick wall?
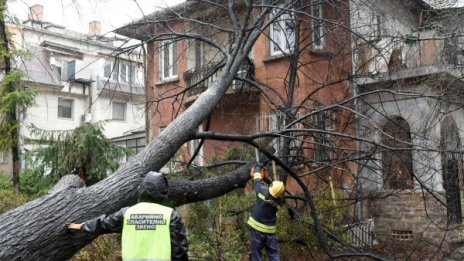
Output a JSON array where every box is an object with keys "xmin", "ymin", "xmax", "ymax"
[{"xmin": 364, "ymin": 191, "xmax": 456, "ymax": 244}]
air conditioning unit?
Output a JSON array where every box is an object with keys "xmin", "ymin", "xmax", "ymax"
[{"xmin": 66, "ymin": 60, "xmax": 91, "ymax": 81}]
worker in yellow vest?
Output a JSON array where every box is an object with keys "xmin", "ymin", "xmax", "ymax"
[
  {"xmin": 67, "ymin": 171, "xmax": 188, "ymax": 261},
  {"xmin": 247, "ymin": 165, "xmax": 285, "ymax": 261}
]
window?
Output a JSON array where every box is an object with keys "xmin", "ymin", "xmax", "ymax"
[
  {"xmin": 120, "ymin": 64, "xmax": 128, "ymax": 83},
  {"xmin": 58, "ymin": 98, "xmax": 73, "ymax": 119},
  {"xmin": 0, "ymin": 151, "xmax": 8, "ymax": 164},
  {"xmin": 103, "ymin": 61, "xmax": 112, "ymax": 78},
  {"xmin": 112, "ymin": 61, "xmax": 119, "ymax": 81},
  {"xmin": 112, "ymin": 102, "xmax": 126, "ymax": 121},
  {"xmin": 189, "ymin": 125, "xmax": 204, "ymax": 166},
  {"xmin": 441, "ymin": 116, "xmax": 463, "ymax": 224},
  {"xmin": 381, "ymin": 116, "xmax": 413, "ymax": 190},
  {"xmin": 370, "ymin": 13, "xmax": 384, "ymax": 40},
  {"xmin": 129, "ymin": 66, "xmax": 136, "ymax": 85},
  {"xmin": 115, "ymin": 137, "xmax": 145, "ymax": 163},
  {"xmin": 311, "ymin": 2, "xmax": 324, "ymax": 49},
  {"xmin": 194, "ymin": 40, "xmax": 203, "ymax": 68},
  {"xmin": 160, "ymin": 40, "xmax": 178, "ymax": 80},
  {"xmin": 270, "ymin": 9, "xmax": 295, "ymax": 56},
  {"xmin": 51, "ymin": 58, "xmax": 64, "ymax": 79},
  {"xmin": 61, "ymin": 60, "xmax": 69, "ymax": 81},
  {"xmin": 313, "ymin": 110, "xmax": 336, "ymax": 165},
  {"xmin": 104, "ymin": 61, "xmax": 137, "ymax": 85},
  {"xmin": 257, "ymin": 112, "xmax": 284, "ymax": 155}
]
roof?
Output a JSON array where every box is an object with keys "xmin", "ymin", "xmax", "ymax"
[
  {"xmin": 116, "ymin": 0, "xmax": 433, "ymax": 41},
  {"xmin": 40, "ymin": 41, "xmax": 83, "ymax": 58},
  {"xmin": 19, "ymin": 44, "xmax": 62, "ymax": 88},
  {"xmin": 115, "ymin": 0, "xmax": 233, "ymax": 41},
  {"xmin": 22, "ymin": 19, "xmax": 119, "ymax": 49}
]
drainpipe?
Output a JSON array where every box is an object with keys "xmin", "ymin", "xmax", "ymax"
[
  {"xmin": 143, "ymin": 42, "xmax": 150, "ymax": 144},
  {"xmin": 350, "ymin": 21, "xmax": 363, "ymax": 221}
]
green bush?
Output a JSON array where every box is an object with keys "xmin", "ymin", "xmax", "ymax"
[
  {"xmin": 277, "ymin": 189, "xmax": 350, "ymax": 259},
  {"xmin": 69, "ymin": 234, "xmax": 121, "ymax": 261},
  {"xmin": 0, "ymin": 174, "xmax": 30, "ymax": 214},
  {"xmin": 185, "ymin": 146, "xmax": 257, "ymax": 260},
  {"xmin": 20, "ymin": 168, "xmax": 57, "ymax": 196},
  {"xmin": 186, "ymin": 191, "xmax": 254, "ymax": 261}
]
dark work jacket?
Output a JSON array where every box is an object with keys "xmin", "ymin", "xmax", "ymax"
[
  {"xmin": 250, "ymin": 179, "xmax": 284, "ymax": 228},
  {"xmin": 82, "ymin": 205, "xmax": 188, "ymax": 261}
]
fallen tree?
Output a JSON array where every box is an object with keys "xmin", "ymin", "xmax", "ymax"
[
  {"xmin": 0, "ymin": 54, "xmax": 255, "ymax": 261},
  {"xmin": 0, "ymin": 160, "xmax": 251, "ymax": 260}
]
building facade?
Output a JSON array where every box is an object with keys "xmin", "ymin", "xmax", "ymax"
[
  {"xmin": 117, "ymin": 1, "xmax": 354, "ymax": 184},
  {"xmin": 1, "ymin": 4, "xmax": 146, "ymax": 175},
  {"xmin": 351, "ymin": 0, "xmax": 464, "ymax": 255}
]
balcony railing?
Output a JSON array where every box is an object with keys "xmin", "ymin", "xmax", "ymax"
[
  {"xmin": 183, "ymin": 62, "xmax": 254, "ymax": 98},
  {"xmin": 343, "ymin": 218, "xmax": 377, "ymax": 247},
  {"xmin": 97, "ymin": 76, "xmax": 145, "ymax": 96}
]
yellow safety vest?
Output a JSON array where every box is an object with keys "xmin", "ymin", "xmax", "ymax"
[{"xmin": 122, "ymin": 202, "xmax": 173, "ymax": 261}]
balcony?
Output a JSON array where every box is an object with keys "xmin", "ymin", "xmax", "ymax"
[
  {"xmin": 355, "ymin": 30, "xmax": 464, "ymax": 77},
  {"xmin": 97, "ymin": 76, "xmax": 145, "ymax": 97},
  {"xmin": 183, "ymin": 62, "xmax": 255, "ymax": 101}
]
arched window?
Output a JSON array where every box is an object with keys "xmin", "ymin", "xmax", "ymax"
[
  {"xmin": 441, "ymin": 116, "xmax": 463, "ymax": 224},
  {"xmin": 381, "ymin": 116, "xmax": 414, "ymax": 190}
]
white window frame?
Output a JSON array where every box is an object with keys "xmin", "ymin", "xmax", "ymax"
[
  {"xmin": 160, "ymin": 40, "xmax": 178, "ymax": 80},
  {"xmin": 57, "ymin": 98, "xmax": 73, "ymax": 119},
  {"xmin": 311, "ymin": 2, "xmax": 324, "ymax": 49},
  {"xmin": 120, "ymin": 63, "xmax": 129, "ymax": 83},
  {"xmin": 112, "ymin": 101, "xmax": 126, "ymax": 121},
  {"xmin": 269, "ymin": 9, "xmax": 295, "ymax": 56},
  {"xmin": 189, "ymin": 125, "xmax": 204, "ymax": 166},
  {"xmin": 103, "ymin": 60, "xmax": 137, "ymax": 85},
  {"xmin": 257, "ymin": 112, "xmax": 284, "ymax": 155}
]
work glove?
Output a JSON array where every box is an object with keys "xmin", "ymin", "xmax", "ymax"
[
  {"xmin": 250, "ymin": 165, "xmax": 265, "ymax": 180},
  {"xmin": 66, "ymin": 223, "xmax": 83, "ymax": 232}
]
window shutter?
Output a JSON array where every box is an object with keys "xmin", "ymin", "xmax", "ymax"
[
  {"xmin": 163, "ymin": 43, "xmax": 169, "ymax": 78},
  {"xmin": 67, "ymin": 60, "xmax": 76, "ymax": 80},
  {"xmin": 172, "ymin": 41, "xmax": 177, "ymax": 76}
]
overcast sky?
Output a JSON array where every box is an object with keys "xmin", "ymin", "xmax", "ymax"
[
  {"xmin": 8, "ymin": 0, "xmax": 184, "ymax": 35},
  {"xmin": 8, "ymin": 0, "xmax": 464, "ymax": 35}
]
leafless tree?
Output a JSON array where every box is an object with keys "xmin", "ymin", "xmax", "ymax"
[{"xmin": 2, "ymin": 0, "xmax": 464, "ymax": 260}]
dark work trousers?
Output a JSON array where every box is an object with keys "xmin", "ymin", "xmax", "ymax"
[{"xmin": 250, "ymin": 227, "xmax": 280, "ymax": 261}]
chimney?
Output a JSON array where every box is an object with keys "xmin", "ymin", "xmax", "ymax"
[
  {"xmin": 28, "ymin": 4, "xmax": 44, "ymax": 21},
  {"xmin": 89, "ymin": 21, "xmax": 101, "ymax": 36}
]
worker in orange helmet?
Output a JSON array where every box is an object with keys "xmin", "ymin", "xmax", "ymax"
[{"xmin": 247, "ymin": 164, "xmax": 285, "ymax": 261}]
